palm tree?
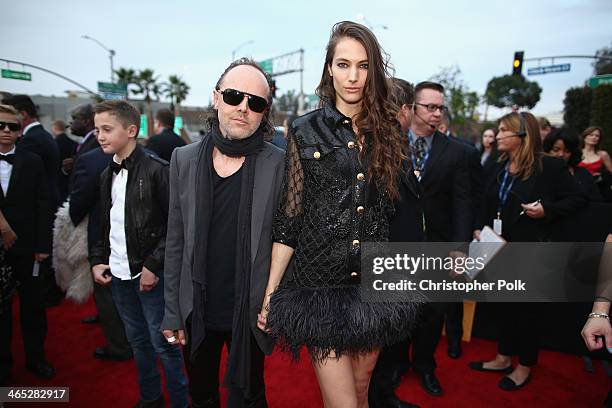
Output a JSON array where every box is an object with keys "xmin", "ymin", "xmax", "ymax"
[
  {"xmin": 164, "ymin": 75, "xmax": 190, "ymax": 114},
  {"xmin": 114, "ymin": 67, "xmax": 137, "ymax": 99},
  {"xmin": 132, "ymin": 69, "xmax": 161, "ymax": 137}
]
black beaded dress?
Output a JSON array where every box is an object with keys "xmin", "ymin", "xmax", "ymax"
[{"xmin": 266, "ymin": 104, "xmax": 422, "ymax": 361}]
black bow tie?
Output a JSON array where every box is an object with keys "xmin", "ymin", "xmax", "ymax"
[
  {"xmin": 110, "ymin": 160, "xmax": 127, "ymax": 174},
  {"xmin": 0, "ymin": 154, "xmax": 15, "ymax": 165}
]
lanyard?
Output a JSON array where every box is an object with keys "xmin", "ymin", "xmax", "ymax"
[
  {"xmin": 408, "ymin": 130, "xmax": 430, "ymax": 174},
  {"xmin": 497, "ymin": 163, "xmax": 515, "ymax": 217}
]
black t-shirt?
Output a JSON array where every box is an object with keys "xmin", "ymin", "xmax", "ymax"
[{"xmin": 204, "ymin": 165, "xmax": 243, "ymax": 330}]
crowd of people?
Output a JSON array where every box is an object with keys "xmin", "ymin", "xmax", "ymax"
[{"xmin": 0, "ymin": 20, "xmax": 611, "ymax": 408}]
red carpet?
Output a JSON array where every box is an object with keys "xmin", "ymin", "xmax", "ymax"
[{"xmin": 5, "ymin": 297, "xmax": 611, "ymax": 407}]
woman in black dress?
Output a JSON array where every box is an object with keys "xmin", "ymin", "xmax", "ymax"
[{"xmin": 257, "ymin": 21, "xmax": 421, "ymax": 407}]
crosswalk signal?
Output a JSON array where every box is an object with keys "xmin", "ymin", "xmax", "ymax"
[{"xmin": 512, "ymin": 51, "xmax": 524, "ymax": 75}]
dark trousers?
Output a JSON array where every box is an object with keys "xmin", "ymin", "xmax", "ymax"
[
  {"xmin": 497, "ymin": 302, "xmax": 539, "ymax": 367},
  {"xmin": 410, "ymin": 302, "xmax": 446, "ymax": 374},
  {"xmin": 0, "ymin": 254, "xmax": 48, "ymax": 371},
  {"xmin": 93, "ymin": 282, "xmax": 131, "ymax": 357},
  {"xmin": 445, "ymin": 302, "xmax": 463, "ymax": 345},
  {"xmin": 185, "ymin": 317, "xmax": 267, "ymax": 408},
  {"xmin": 369, "ymin": 338, "xmax": 411, "ymax": 402}
]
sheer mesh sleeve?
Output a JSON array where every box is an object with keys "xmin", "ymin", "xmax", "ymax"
[{"xmin": 272, "ymin": 131, "xmax": 304, "ymax": 248}]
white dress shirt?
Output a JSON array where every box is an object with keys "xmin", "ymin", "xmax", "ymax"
[
  {"xmin": 0, "ymin": 147, "xmax": 16, "ymax": 195},
  {"xmin": 108, "ymin": 156, "xmax": 138, "ymax": 280}
]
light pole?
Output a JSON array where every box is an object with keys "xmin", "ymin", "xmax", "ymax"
[
  {"xmin": 81, "ymin": 35, "xmax": 116, "ymax": 83},
  {"xmin": 356, "ymin": 14, "xmax": 388, "ymax": 30},
  {"xmin": 231, "ymin": 40, "xmax": 254, "ymax": 62}
]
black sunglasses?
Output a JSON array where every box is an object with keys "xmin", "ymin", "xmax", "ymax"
[
  {"xmin": 0, "ymin": 121, "xmax": 21, "ymax": 132},
  {"xmin": 216, "ymin": 87, "xmax": 268, "ymax": 113}
]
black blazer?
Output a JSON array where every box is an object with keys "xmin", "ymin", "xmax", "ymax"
[
  {"xmin": 56, "ymin": 133, "xmax": 78, "ymax": 203},
  {"xmin": 478, "ymin": 155, "xmax": 588, "ymax": 242},
  {"xmin": 390, "ymin": 163, "xmax": 425, "ymax": 242},
  {"xmin": 69, "ymin": 147, "xmax": 112, "ymax": 253},
  {"xmin": 0, "ymin": 147, "xmax": 52, "ymax": 255},
  {"xmin": 419, "ymin": 132, "xmax": 473, "ymax": 242},
  {"xmin": 145, "ymin": 128, "xmax": 186, "ymax": 162},
  {"xmin": 75, "ymin": 133, "xmax": 100, "ymax": 158},
  {"xmin": 18, "ymin": 124, "xmax": 60, "ymax": 207}
]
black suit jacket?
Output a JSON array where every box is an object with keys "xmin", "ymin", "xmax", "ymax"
[
  {"xmin": 18, "ymin": 124, "xmax": 60, "ymax": 207},
  {"xmin": 145, "ymin": 128, "xmax": 186, "ymax": 162},
  {"xmin": 75, "ymin": 132, "xmax": 100, "ymax": 158},
  {"xmin": 0, "ymin": 147, "xmax": 52, "ymax": 255},
  {"xmin": 478, "ymin": 155, "xmax": 588, "ymax": 242},
  {"xmin": 390, "ymin": 163, "xmax": 425, "ymax": 242},
  {"xmin": 419, "ymin": 132, "xmax": 473, "ymax": 242},
  {"xmin": 55, "ymin": 133, "xmax": 78, "ymax": 203},
  {"xmin": 69, "ymin": 147, "xmax": 112, "ymax": 253}
]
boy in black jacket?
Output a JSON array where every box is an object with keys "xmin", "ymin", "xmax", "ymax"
[{"xmin": 89, "ymin": 100, "xmax": 187, "ymax": 408}]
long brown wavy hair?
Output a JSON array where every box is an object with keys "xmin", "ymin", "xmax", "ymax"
[
  {"xmin": 497, "ymin": 111, "xmax": 543, "ymax": 180},
  {"xmin": 316, "ymin": 21, "xmax": 406, "ymax": 201}
]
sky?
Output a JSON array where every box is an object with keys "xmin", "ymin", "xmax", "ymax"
[{"xmin": 2, "ymin": 0, "xmax": 611, "ymax": 120}]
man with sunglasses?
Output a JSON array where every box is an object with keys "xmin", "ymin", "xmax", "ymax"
[
  {"xmin": 0, "ymin": 104, "xmax": 54, "ymax": 384},
  {"xmin": 404, "ymin": 81, "xmax": 475, "ymax": 398},
  {"xmin": 161, "ymin": 58, "xmax": 284, "ymax": 407}
]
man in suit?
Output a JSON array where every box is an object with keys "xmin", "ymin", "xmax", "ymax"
[
  {"xmin": 369, "ymin": 78, "xmax": 424, "ymax": 408},
  {"xmin": 70, "ymin": 104, "xmax": 99, "ymax": 158},
  {"xmin": 407, "ymin": 81, "xmax": 474, "ymax": 397},
  {"xmin": 69, "ymin": 147, "xmax": 132, "ymax": 361},
  {"xmin": 145, "ymin": 108, "xmax": 186, "ymax": 162},
  {"xmin": 51, "ymin": 120, "xmax": 77, "ymax": 203},
  {"xmin": 161, "ymin": 59, "xmax": 285, "ymax": 407},
  {"xmin": 3, "ymin": 94, "xmax": 62, "ymax": 307},
  {"xmin": 0, "ymin": 104, "xmax": 55, "ymax": 384}
]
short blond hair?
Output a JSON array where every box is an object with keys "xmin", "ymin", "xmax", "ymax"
[{"xmin": 0, "ymin": 104, "xmax": 22, "ymax": 123}]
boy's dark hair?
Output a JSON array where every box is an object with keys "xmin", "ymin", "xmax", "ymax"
[
  {"xmin": 1, "ymin": 94, "xmax": 38, "ymax": 118},
  {"xmin": 414, "ymin": 81, "xmax": 445, "ymax": 98},
  {"xmin": 390, "ymin": 78, "xmax": 415, "ymax": 108},
  {"xmin": 155, "ymin": 108, "xmax": 175, "ymax": 129},
  {"xmin": 94, "ymin": 100, "xmax": 141, "ymax": 133}
]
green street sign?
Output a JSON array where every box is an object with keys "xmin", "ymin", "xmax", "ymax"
[
  {"xmin": 98, "ymin": 81, "xmax": 127, "ymax": 94},
  {"xmin": 1, "ymin": 69, "xmax": 32, "ymax": 81},
  {"xmin": 588, "ymin": 74, "xmax": 612, "ymax": 88},
  {"xmin": 259, "ymin": 59, "xmax": 273, "ymax": 74},
  {"xmin": 173, "ymin": 116, "xmax": 183, "ymax": 135},
  {"xmin": 138, "ymin": 114, "xmax": 147, "ymax": 138}
]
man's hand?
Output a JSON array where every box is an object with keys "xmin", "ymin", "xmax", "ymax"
[
  {"xmin": 139, "ymin": 267, "xmax": 159, "ymax": 292},
  {"xmin": 34, "ymin": 253, "xmax": 49, "ymax": 262},
  {"xmin": 0, "ymin": 226, "xmax": 17, "ymax": 250},
  {"xmin": 62, "ymin": 158, "xmax": 74, "ymax": 174},
  {"xmin": 449, "ymin": 250, "xmax": 467, "ymax": 279},
  {"xmin": 162, "ymin": 329, "xmax": 186, "ymax": 346},
  {"xmin": 473, "ymin": 229, "xmax": 481, "ymax": 242},
  {"xmin": 92, "ymin": 264, "xmax": 112, "ymax": 285}
]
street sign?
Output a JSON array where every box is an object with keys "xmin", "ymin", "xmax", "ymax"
[
  {"xmin": 98, "ymin": 81, "xmax": 127, "ymax": 100},
  {"xmin": 259, "ymin": 59, "xmax": 273, "ymax": 74},
  {"xmin": 527, "ymin": 64, "xmax": 571, "ymax": 76},
  {"xmin": 174, "ymin": 116, "xmax": 183, "ymax": 135},
  {"xmin": 138, "ymin": 114, "xmax": 147, "ymax": 138},
  {"xmin": 1, "ymin": 69, "xmax": 32, "ymax": 81},
  {"xmin": 588, "ymin": 74, "xmax": 612, "ymax": 88}
]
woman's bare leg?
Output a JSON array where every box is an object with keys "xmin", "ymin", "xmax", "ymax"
[
  {"xmin": 312, "ymin": 351, "xmax": 358, "ymax": 408},
  {"xmin": 351, "ymin": 350, "xmax": 380, "ymax": 408}
]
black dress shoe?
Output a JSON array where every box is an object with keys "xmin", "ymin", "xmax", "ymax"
[
  {"xmin": 498, "ymin": 374, "xmax": 531, "ymax": 391},
  {"xmin": 93, "ymin": 347, "xmax": 133, "ymax": 361},
  {"xmin": 81, "ymin": 315, "xmax": 99, "ymax": 324},
  {"xmin": 133, "ymin": 396, "xmax": 164, "ymax": 408},
  {"xmin": 25, "ymin": 361, "xmax": 55, "ymax": 379},
  {"xmin": 447, "ymin": 340, "xmax": 462, "ymax": 359},
  {"xmin": 469, "ymin": 361, "xmax": 513, "ymax": 374},
  {"xmin": 372, "ymin": 393, "xmax": 420, "ymax": 408},
  {"xmin": 420, "ymin": 372, "xmax": 443, "ymax": 396}
]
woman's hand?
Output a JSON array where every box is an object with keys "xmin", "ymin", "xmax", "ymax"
[{"xmin": 257, "ymin": 295, "xmax": 271, "ymax": 334}]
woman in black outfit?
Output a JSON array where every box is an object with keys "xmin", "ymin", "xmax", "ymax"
[
  {"xmin": 543, "ymin": 129, "xmax": 602, "ymax": 201},
  {"xmin": 469, "ymin": 112, "xmax": 587, "ymax": 391},
  {"xmin": 257, "ymin": 21, "xmax": 421, "ymax": 407}
]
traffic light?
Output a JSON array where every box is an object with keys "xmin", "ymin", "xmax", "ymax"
[
  {"xmin": 512, "ymin": 51, "xmax": 524, "ymax": 75},
  {"xmin": 270, "ymin": 80, "xmax": 277, "ymax": 99}
]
